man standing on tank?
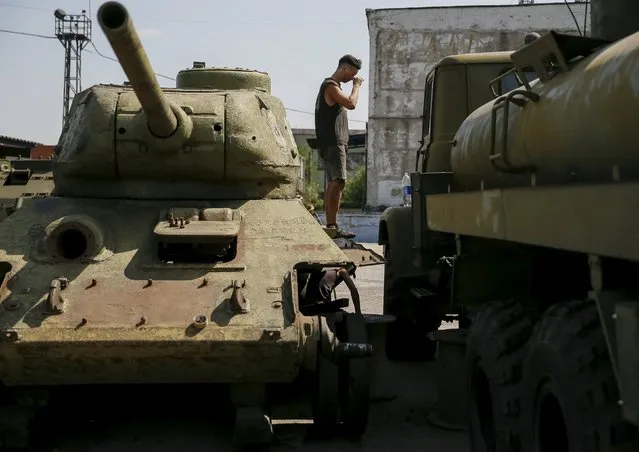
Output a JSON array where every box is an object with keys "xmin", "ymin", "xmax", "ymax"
[{"xmin": 314, "ymin": 54, "xmax": 364, "ymax": 239}]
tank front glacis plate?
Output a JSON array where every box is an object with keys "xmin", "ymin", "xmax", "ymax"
[{"xmin": 0, "ymin": 198, "xmax": 347, "ymax": 386}]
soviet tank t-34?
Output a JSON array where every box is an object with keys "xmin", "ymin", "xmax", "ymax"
[{"xmin": 0, "ymin": 1, "xmax": 376, "ymax": 448}]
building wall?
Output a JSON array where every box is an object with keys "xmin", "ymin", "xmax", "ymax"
[
  {"xmin": 590, "ymin": 0, "xmax": 639, "ymax": 41},
  {"xmin": 30, "ymin": 145, "xmax": 56, "ymax": 159},
  {"xmin": 0, "ymin": 135, "xmax": 42, "ymax": 158},
  {"xmin": 365, "ymin": 2, "xmax": 588, "ymax": 208}
]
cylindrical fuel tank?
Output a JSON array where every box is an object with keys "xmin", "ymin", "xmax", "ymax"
[{"xmin": 451, "ymin": 31, "xmax": 639, "ymax": 190}]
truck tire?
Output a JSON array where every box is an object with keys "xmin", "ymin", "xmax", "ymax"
[
  {"xmin": 520, "ymin": 299, "xmax": 624, "ymax": 452},
  {"xmin": 383, "ymin": 244, "xmax": 438, "ymax": 361},
  {"xmin": 466, "ymin": 299, "xmax": 534, "ymax": 452}
]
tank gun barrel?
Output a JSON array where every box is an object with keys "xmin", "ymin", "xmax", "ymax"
[{"xmin": 97, "ymin": 1, "xmax": 177, "ymax": 138}]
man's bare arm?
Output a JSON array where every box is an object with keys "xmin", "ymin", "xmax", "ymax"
[
  {"xmin": 325, "ymin": 77, "xmax": 363, "ymax": 110},
  {"xmin": 337, "ymin": 268, "xmax": 361, "ymax": 314}
]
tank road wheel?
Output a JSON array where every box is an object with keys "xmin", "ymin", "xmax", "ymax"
[
  {"xmin": 383, "ymin": 244, "xmax": 438, "ymax": 362},
  {"xmin": 520, "ymin": 299, "xmax": 627, "ymax": 452},
  {"xmin": 312, "ymin": 313, "xmax": 371, "ymax": 438},
  {"xmin": 336, "ymin": 312, "xmax": 371, "ymax": 439},
  {"xmin": 466, "ymin": 299, "xmax": 534, "ymax": 452},
  {"xmin": 0, "ymin": 384, "xmax": 45, "ymax": 451},
  {"xmin": 312, "ymin": 317, "xmax": 340, "ymax": 432},
  {"xmin": 232, "ymin": 406, "xmax": 273, "ymax": 452}
]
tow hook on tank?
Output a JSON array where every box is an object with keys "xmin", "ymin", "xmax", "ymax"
[
  {"xmin": 229, "ymin": 280, "xmax": 249, "ymax": 314},
  {"xmin": 46, "ymin": 277, "xmax": 68, "ymax": 314},
  {"xmin": 320, "ymin": 314, "xmax": 372, "ymax": 364},
  {"xmin": 328, "ymin": 335, "xmax": 373, "ymax": 362}
]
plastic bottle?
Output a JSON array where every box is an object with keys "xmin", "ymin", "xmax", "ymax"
[{"xmin": 402, "ymin": 172, "xmax": 412, "ymax": 206}]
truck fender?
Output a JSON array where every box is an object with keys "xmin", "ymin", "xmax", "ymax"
[{"xmin": 378, "ymin": 206, "xmax": 422, "ymax": 278}]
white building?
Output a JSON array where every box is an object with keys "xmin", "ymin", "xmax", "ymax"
[{"xmin": 365, "ymin": 2, "xmax": 589, "ymax": 208}]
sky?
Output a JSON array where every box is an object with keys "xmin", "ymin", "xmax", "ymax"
[{"xmin": 0, "ymin": 0, "xmax": 551, "ymax": 144}]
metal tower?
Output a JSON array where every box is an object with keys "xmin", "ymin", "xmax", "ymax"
[{"xmin": 54, "ymin": 8, "xmax": 92, "ymax": 126}]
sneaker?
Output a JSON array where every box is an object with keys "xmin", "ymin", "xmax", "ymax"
[{"xmin": 324, "ymin": 224, "xmax": 356, "ymax": 239}]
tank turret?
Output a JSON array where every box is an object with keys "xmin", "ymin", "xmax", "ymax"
[{"xmin": 53, "ymin": 1, "xmax": 300, "ymax": 200}]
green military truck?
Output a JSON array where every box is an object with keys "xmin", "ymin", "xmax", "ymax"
[{"xmin": 379, "ymin": 30, "xmax": 639, "ymax": 451}]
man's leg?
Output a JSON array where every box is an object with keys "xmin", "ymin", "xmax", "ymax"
[
  {"xmin": 324, "ymin": 179, "xmax": 344, "ymax": 226},
  {"xmin": 323, "ymin": 145, "xmax": 355, "ymax": 239}
]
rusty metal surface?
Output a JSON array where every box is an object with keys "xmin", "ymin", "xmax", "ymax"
[
  {"xmin": 53, "ymin": 1, "xmax": 300, "ymax": 201},
  {"xmin": 176, "ymin": 66, "xmax": 272, "ymax": 92},
  {"xmin": 0, "ymin": 327, "xmax": 300, "ymax": 386},
  {"xmin": 0, "ymin": 2, "xmax": 379, "ymax": 411},
  {"xmin": 0, "ymin": 198, "xmax": 352, "ymax": 385}
]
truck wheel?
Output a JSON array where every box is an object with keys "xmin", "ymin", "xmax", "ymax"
[
  {"xmin": 520, "ymin": 299, "xmax": 623, "ymax": 452},
  {"xmin": 383, "ymin": 244, "xmax": 438, "ymax": 361},
  {"xmin": 466, "ymin": 299, "xmax": 534, "ymax": 452}
]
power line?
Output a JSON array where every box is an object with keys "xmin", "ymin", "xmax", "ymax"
[
  {"xmin": 286, "ymin": 107, "xmax": 367, "ymax": 123},
  {"xmin": 87, "ymin": 41, "xmax": 176, "ymax": 81},
  {"xmin": 0, "ymin": 2, "xmax": 50, "ymax": 12},
  {"xmin": 85, "ymin": 43, "xmax": 367, "ymax": 123},
  {"xmin": 0, "ymin": 28, "xmax": 56, "ymax": 39},
  {"xmin": 563, "ymin": 0, "xmax": 583, "ymax": 36},
  {"xmin": 0, "ymin": 23, "xmax": 367, "ymax": 124}
]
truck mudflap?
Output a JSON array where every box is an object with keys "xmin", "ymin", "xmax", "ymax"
[
  {"xmin": 332, "ymin": 238, "xmax": 384, "ymax": 267},
  {"xmin": 0, "ymin": 325, "xmax": 302, "ymax": 386}
]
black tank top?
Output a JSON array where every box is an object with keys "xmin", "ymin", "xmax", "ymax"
[{"xmin": 314, "ymin": 78, "xmax": 349, "ymax": 148}]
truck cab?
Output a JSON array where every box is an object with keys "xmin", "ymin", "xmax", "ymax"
[
  {"xmin": 420, "ymin": 52, "xmax": 536, "ymax": 174},
  {"xmin": 378, "ymin": 51, "xmax": 537, "ymax": 360}
]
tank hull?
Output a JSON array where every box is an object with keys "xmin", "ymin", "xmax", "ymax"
[
  {"xmin": 451, "ymin": 31, "xmax": 639, "ymax": 190},
  {"xmin": 0, "ymin": 327, "xmax": 300, "ymax": 386},
  {"xmin": 0, "ymin": 198, "xmax": 349, "ymax": 387}
]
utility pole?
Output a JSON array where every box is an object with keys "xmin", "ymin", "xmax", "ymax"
[{"xmin": 54, "ymin": 8, "xmax": 92, "ymax": 127}]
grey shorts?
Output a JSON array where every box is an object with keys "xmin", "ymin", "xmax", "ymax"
[{"xmin": 319, "ymin": 144, "xmax": 348, "ymax": 182}]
